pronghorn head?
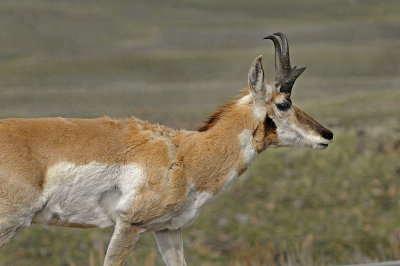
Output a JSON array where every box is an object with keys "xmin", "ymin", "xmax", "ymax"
[{"xmin": 247, "ymin": 32, "xmax": 333, "ymax": 150}]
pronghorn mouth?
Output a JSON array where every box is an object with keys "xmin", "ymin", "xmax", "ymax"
[{"xmin": 318, "ymin": 143, "xmax": 329, "ymax": 148}]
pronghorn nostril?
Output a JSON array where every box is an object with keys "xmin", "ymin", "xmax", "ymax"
[{"xmin": 322, "ymin": 129, "xmax": 333, "ymax": 140}]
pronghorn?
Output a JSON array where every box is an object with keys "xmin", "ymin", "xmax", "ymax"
[{"xmin": 0, "ymin": 33, "xmax": 333, "ymax": 265}]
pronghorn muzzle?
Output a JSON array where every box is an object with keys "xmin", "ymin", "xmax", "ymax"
[{"xmin": 293, "ymin": 106, "xmax": 334, "ymax": 149}]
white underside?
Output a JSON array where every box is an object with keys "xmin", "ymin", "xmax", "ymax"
[
  {"xmin": 32, "ymin": 162, "xmax": 216, "ymax": 231},
  {"xmin": 34, "ymin": 162, "xmax": 144, "ymax": 228}
]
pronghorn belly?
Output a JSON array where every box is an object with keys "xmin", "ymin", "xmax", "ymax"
[{"xmin": 33, "ymin": 162, "xmax": 144, "ymax": 229}]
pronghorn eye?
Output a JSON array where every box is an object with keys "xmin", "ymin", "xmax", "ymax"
[{"xmin": 276, "ymin": 102, "xmax": 291, "ymax": 111}]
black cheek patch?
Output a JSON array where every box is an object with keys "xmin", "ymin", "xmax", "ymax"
[{"xmin": 264, "ymin": 116, "xmax": 277, "ymax": 136}]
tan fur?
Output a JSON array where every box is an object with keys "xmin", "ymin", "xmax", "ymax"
[
  {"xmin": 198, "ymin": 90, "xmax": 251, "ymax": 132},
  {"xmin": 0, "ymin": 52, "xmax": 332, "ymax": 265}
]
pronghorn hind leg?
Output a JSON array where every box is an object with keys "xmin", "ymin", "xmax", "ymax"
[
  {"xmin": 0, "ymin": 223, "xmax": 24, "ymax": 248},
  {"xmin": 154, "ymin": 228, "xmax": 187, "ymax": 266},
  {"xmin": 103, "ymin": 220, "xmax": 143, "ymax": 266},
  {"xmin": 0, "ymin": 174, "xmax": 44, "ymax": 248},
  {"xmin": 0, "ymin": 209, "xmax": 38, "ymax": 248}
]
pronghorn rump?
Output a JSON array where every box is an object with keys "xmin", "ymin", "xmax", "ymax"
[{"xmin": 0, "ymin": 33, "xmax": 333, "ymax": 266}]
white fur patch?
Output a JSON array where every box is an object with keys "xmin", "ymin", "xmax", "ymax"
[
  {"xmin": 238, "ymin": 129, "xmax": 257, "ymax": 166},
  {"xmin": 237, "ymin": 93, "xmax": 266, "ymax": 121},
  {"xmin": 147, "ymin": 188, "xmax": 214, "ymax": 231},
  {"xmin": 222, "ymin": 170, "xmax": 239, "ymax": 191},
  {"xmin": 170, "ymin": 190, "xmax": 213, "ymax": 229},
  {"xmin": 266, "ymin": 84, "xmax": 274, "ymax": 100},
  {"xmin": 237, "ymin": 93, "xmax": 252, "ymax": 105},
  {"xmin": 253, "ymin": 105, "xmax": 266, "ymax": 120},
  {"xmin": 34, "ymin": 162, "xmax": 144, "ymax": 228},
  {"xmin": 275, "ymin": 118, "xmax": 331, "ymax": 149}
]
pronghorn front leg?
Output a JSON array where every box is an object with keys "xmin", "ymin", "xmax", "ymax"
[
  {"xmin": 104, "ymin": 219, "xmax": 142, "ymax": 266},
  {"xmin": 154, "ymin": 228, "xmax": 187, "ymax": 266}
]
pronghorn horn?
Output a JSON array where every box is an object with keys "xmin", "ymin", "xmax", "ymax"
[
  {"xmin": 273, "ymin": 32, "xmax": 291, "ymax": 75},
  {"xmin": 263, "ymin": 34, "xmax": 282, "ymax": 80},
  {"xmin": 264, "ymin": 32, "xmax": 306, "ymax": 94}
]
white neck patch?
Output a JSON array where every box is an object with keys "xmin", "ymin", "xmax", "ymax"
[{"xmin": 238, "ymin": 129, "xmax": 257, "ymax": 166}]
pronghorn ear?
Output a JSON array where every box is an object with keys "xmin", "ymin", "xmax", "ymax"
[{"xmin": 248, "ymin": 55, "xmax": 266, "ymax": 104}]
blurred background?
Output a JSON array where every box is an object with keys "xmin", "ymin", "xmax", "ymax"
[{"xmin": 0, "ymin": 0, "xmax": 399, "ymax": 265}]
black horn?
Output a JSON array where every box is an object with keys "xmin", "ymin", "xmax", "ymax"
[
  {"xmin": 264, "ymin": 34, "xmax": 283, "ymax": 80},
  {"xmin": 264, "ymin": 32, "xmax": 306, "ymax": 94}
]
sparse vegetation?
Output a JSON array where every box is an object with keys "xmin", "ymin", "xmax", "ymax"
[{"xmin": 0, "ymin": 0, "xmax": 399, "ymax": 265}]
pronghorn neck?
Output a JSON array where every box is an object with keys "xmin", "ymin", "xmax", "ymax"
[{"xmin": 182, "ymin": 92, "xmax": 266, "ymax": 194}]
